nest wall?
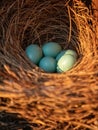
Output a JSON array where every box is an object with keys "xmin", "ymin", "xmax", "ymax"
[{"xmin": 0, "ymin": 0, "xmax": 98, "ymax": 129}]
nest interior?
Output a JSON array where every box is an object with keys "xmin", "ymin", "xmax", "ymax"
[{"xmin": 0, "ymin": 0, "xmax": 98, "ymax": 130}]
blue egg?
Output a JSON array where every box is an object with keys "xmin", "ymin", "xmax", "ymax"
[
  {"xmin": 42, "ymin": 42, "xmax": 62, "ymax": 57},
  {"xmin": 25, "ymin": 44, "xmax": 43, "ymax": 64},
  {"xmin": 56, "ymin": 49, "xmax": 77, "ymax": 61},
  {"xmin": 39, "ymin": 57, "xmax": 57, "ymax": 73},
  {"xmin": 56, "ymin": 50, "xmax": 66, "ymax": 61}
]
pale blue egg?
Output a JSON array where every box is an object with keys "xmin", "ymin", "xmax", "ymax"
[
  {"xmin": 65, "ymin": 49, "xmax": 78, "ymax": 58},
  {"xmin": 57, "ymin": 54, "xmax": 76, "ymax": 72},
  {"xmin": 56, "ymin": 66, "xmax": 63, "ymax": 73},
  {"xmin": 25, "ymin": 44, "xmax": 43, "ymax": 64},
  {"xmin": 42, "ymin": 42, "xmax": 62, "ymax": 57},
  {"xmin": 56, "ymin": 50, "xmax": 66, "ymax": 61},
  {"xmin": 56, "ymin": 49, "xmax": 77, "ymax": 61},
  {"xmin": 39, "ymin": 56, "xmax": 57, "ymax": 73}
]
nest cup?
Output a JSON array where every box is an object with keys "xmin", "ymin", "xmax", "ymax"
[{"xmin": 0, "ymin": 0, "xmax": 98, "ymax": 129}]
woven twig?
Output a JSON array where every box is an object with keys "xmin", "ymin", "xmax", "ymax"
[{"xmin": 0, "ymin": 0, "xmax": 98, "ymax": 129}]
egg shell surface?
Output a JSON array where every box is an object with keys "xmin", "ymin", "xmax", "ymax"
[
  {"xmin": 39, "ymin": 56, "xmax": 57, "ymax": 73},
  {"xmin": 56, "ymin": 50, "xmax": 66, "ymax": 61},
  {"xmin": 57, "ymin": 54, "xmax": 76, "ymax": 72},
  {"xmin": 25, "ymin": 44, "xmax": 43, "ymax": 64},
  {"xmin": 42, "ymin": 42, "xmax": 62, "ymax": 57},
  {"xmin": 65, "ymin": 49, "xmax": 78, "ymax": 58},
  {"xmin": 56, "ymin": 49, "xmax": 77, "ymax": 61}
]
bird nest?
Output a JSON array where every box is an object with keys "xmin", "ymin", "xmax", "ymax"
[{"xmin": 0, "ymin": 0, "xmax": 98, "ymax": 130}]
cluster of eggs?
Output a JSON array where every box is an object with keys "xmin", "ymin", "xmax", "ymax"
[{"xmin": 25, "ymin": 42, "xmax": 77, "ymax": 73}]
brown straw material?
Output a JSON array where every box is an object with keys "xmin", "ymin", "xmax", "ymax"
[{"xmin": 0, "ymin": 0, "xmax": 98, "ymax": 129}]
